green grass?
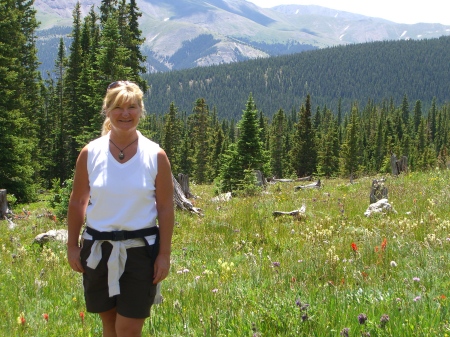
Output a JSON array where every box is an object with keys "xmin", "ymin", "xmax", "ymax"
[{"xmin": 2, "ymin": 170, "xmax": 450, "ymax": 336}]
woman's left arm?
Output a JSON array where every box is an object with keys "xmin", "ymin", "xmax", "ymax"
[{"xmin": 153, "ymin": 148, "xmax": 175, "ymax": 284}]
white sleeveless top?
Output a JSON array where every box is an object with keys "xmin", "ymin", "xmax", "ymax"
[{"xmin": 86, "ymin": 131, "xmax": 159, "ymax": 232}]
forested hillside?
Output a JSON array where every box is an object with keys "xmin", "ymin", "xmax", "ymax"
[
  {"xmin": 144, "ymin": 36, "xmax": 450, "ymax": 120},
  {"xmin": 2, "ymin": 0, "xmax": 450, "ymax": 204}
]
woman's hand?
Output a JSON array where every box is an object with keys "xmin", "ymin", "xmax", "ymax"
[
  {"xmin": 153, "ymin": 253, "xmax": 170, "ymax": 284},
  {"xmin": 67, "ymin": 245, "xmax": 85, "ymax": 273}
]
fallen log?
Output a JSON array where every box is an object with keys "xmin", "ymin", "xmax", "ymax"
[
  {"xmin": 273, "ymin": 204, "xmax": 306, "ymax": 219},
  {"xmin": 272, "ymin": 178, "xmax": 294, "ymax": 183},
  {"xmin": 295, "ymin": 179, "xmax": 321, "ymax": 191},
  {"xmin": 296, "ymin": 175, "xmax": 312, "ymax": 182}
]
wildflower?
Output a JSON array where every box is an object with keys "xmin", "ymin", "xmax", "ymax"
[
  {"xmin": 381, "ymin": 238, "xmax": 387, "ymax": 251},
  {"xmin": 340, "ymin": 327, "xmax": 349, "ymax": 337},
  {"xmin": 79, "ymin": 311, "xmax": 85, "ymax": 322},
  {"xmin": 414, "ymin": 296, "xmax": 421, "ymax": 302},
  {"xmin": 272, "ymin": 262, "xmax": 280, "ymax": 267},
  {"xmin": 42, "ymin": 313, "xmax": 49, "ymax": 322},
  {"xmin": 351, "ymin": 242, "xmax": 358, "ymax": 252},
  {"xmin": 301, "ymin": 313, "xmax": 308, "ymax": 321},
  {"xmin": 358, "ymin": 313, "xmax": 368, "ymax": 324},
  {"xmin": 380, "ymin": 314, "xmax": 389, "ymax": 328},
  {"xmin": 212, "ymin": 288, "xmax": 218, "ymax": 293},
  {"xmin": 17, "ymin": 313, "xmax": 26, "ymax": 325},
  {"xmin": 413, "ymin": 277, "xmax": 420, "ymax": 282},
  {"xmin": 390, "ymin": 261, "xmax": 397, "ymax": 267}
]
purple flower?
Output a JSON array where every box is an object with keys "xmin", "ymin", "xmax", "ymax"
[
  {"xmin": 340, "ymin": 327, "xmax": 349, "ymax": 337},
  {"xmin": 358, "ymin": 313, "xmax": 368, "ymax": 324},
  {"xmin": 272, "ymin": 262, "xmax": 280, "ymax": 267},
  {"xmin": 380, "ymin": 314, "xmax": 389, "ymax": 328},
  {"xmin": 413, "ymin": 277, "xmax": 420, "ymax": 282}
]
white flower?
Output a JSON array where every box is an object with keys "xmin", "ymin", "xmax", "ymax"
[{"xmin": 390, "ymin": 261, "xmax": 397, "ymax": 267}]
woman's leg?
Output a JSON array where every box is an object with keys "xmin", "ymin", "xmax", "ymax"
[
  {"xmin": 99, "ymin": 308, "xmax": 118, "ymax": 337},
  {"xmin": 115, "ymin": 313, "xmax": 146, "ymax": 337}
]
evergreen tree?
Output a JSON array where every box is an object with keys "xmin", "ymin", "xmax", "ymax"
[
  {"xmin": 340, "ymin": 105, "xmax": 360, "ymax": 179},
  {"xmin": 190, "ymin": 98, "xmax": 211, "ymax": 184},
  {"xmin": 162, "ymin": 102, "xmax": 182, "ymax": 175},
  {"xmin": 269, "ymin": 109, "xmax": 288, "ymax": 178},
  {"xmin": 0, "ymin": 0, "xmax": 40, "ymax": 201},
  {"xmin": 290, "ymin": 94, "xmax": 317, "ymax": 177},
  {"xmin": 219, "ymin": 94, "xmax": 265, "ymax": 192}
]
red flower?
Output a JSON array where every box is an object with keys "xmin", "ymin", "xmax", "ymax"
[
  {"xmin": 351, "ymin": 242, "xmax": 358, "ymax": 252},
  {"xmin": 381, "ymin": 238, "xmax": 387, "ymax": 251},
  {"xmin": 79, "ymin": 312, "xmax": 85, "ymax": 321},
  {"xmin": 42, "ymin": 313, "xmax": 49, "ymax": 322}
]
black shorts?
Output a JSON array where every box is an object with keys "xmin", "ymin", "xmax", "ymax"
[{"xmin": 80, "ymin": 240, "xmax": 157, "ymax": 318}]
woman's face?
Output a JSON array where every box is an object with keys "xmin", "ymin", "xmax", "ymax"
[{"xmin": 108, "ymin": 99, "xmax": 141, "ymax": 133}]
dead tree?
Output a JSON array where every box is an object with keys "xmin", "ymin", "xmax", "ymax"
[
  {"xmin": 172, "ymin": 175, "xmax": 203, "ymax": 216},
  {"xmin": 254, "ymin": 170, "xmax": 266, "ymax": 187},
  {"xmin": 369, "ymin": 179, "xmax": 388, "ymax": 204},
  {"xmin": 391, "ymin": 154, "xmax": 408, "ymax": 176},
  {"xmin": 296, "ymin": 175, "xmax": 312, "ymax": 182},
  {"xmin": 177, "ymin": 173, "xmax": 194, "ymax": 198},
  {"xmin": 273, "ymin": 204, "xmax": 306, "ymax": 220},
  {"xmin": 295, "ymin": 179, "xmax": 321, "ymax": 191},
  {"xmin": 0, "ymin": 189, "xmax": 9, "ymax": 219}
]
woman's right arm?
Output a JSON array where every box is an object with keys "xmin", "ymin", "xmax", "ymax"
[{"xmin": 67, "ymin": 146, "xmax": 90, "ymax": 273}]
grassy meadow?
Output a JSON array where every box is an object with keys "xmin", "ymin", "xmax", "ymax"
[{"xmin": 2, "ymin": 170, "xmax": 450, "ymax": 336}]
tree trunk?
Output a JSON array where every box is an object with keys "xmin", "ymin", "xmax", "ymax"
[
  {"xmin": 0, "ymin": 189, "xmax": 8, "ymax": 219},
  {"xmin": 295, "ymin": 179, "xmax": 321, "ymax": 191},
  {"xmin": 369, "ymin": 179, "xmax": 388, "ymax": 204},
  {"xmin": 177, "ymin": 173, "xmax": 194, "ymax": 198},
  {"xmin": 172, "ymin": 175, "xmax": 203, "ymax": 216}
]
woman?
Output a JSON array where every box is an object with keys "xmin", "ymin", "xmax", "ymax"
[{"xmin": 67, "ymin": 81, "xmax": 174, "ymax": 337}]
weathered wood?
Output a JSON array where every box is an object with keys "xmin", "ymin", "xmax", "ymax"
[
  {"xmin": 271, "ymin": 178, "xmax": 294, "ymax": 183},
  {"xmin": 296, "ymin": 175, "xmax": 312, "ymax": 182},
  {"xmin": 172, "ymin": 175, "xmax": 203, "ymax": 216},
  {"xmin": 254, "ymin": 170, "xmax": 266, "ymax": 187},
  {"xmin": 273, "ymin": 205, "xmax": 306, "ymax": 219},
  {"xmin": 177, "ymin": 173, "xmax": 194, "ymax": 198},
  {"xmin": 391, "ymin": 154, "xmax": 408, "ymax": 176},
  {"xmin": 0, "ymin": 189, "xmax": 9, "ymax": 219},
  {"xmin": 369, "ymin": 179, "xmax": 388, "ymax": 204},
  {"xmin": 295, "ymin": 179, "xmax": 321, "ymax": 191}
]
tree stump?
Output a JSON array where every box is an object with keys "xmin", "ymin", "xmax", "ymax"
[
  {"xmin": 369, "ymin": 179, "xmax": 388, "ymax": 204},
  {"xmin": 254, "ymin": 170, "xmax": 266, "ymax": 187},
  {"xmin": 177, "ymin": 173, "xmax": 194, "ymax": 199},
  {"xmin": 391, "ymin": 154, "xmax": 408, "ymax": 176},
  {"xmin": 172, "ymin": 175, "xmax": 203, "ymax": 216},
  {"xmin": 0, "ymin": 189, "xmax": 8, "ymax": 219}
]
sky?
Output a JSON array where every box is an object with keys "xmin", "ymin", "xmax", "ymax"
[{"xmin": 246, "ymin": 0, "xmax": 450, "ymax": 25}]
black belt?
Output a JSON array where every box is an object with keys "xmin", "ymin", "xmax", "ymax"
[{"xmin": 86, "ymin": 226, "xmax": 159, "ymax": 241}]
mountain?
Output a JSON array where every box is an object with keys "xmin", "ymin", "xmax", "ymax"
[{"xmin": 33, "ymin": 0, "xmax": 450, "ymax": 74}]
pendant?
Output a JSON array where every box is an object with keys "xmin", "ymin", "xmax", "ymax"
[{"xmin": 119, "ymin": 152, "xmax": 125, "ymax": 160}]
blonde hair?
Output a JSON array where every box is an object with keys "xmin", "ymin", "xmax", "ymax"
[{"xmin": 101, "ymin": 81, "xmax": 146, "ymax": 136}]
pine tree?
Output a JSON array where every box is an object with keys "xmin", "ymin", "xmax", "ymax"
[
  {"xmin": 219, "ymin": 94, "xmax": 265, "ymax": 192},
  {"xmin": 162, "ymin": 102, "xmax": 182, "ymax": 175},
  {"xmin": 290, "ymin": 94, "xmax": 317, "ymax": 177},
  {"xmin": 0, "ymin": 0, "xmax": 40, "ymax": 201},
  {"xmin": 340, "ymin": 105, "xmax": 360, "ymax": 179},
  {"xmin": 269, "ymin": 109, "xmax": 288, "ymax": 178},
  {"xmin": 190, "ymin": 98, "xmax": 211, "ymax": 184}
]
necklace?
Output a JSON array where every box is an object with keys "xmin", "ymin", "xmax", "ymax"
[{"xmin": 109, "ymin": 137, "xmax": 138, "ymax": 160}]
